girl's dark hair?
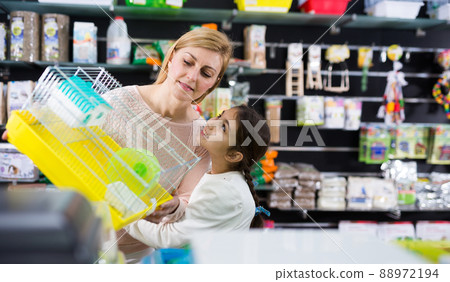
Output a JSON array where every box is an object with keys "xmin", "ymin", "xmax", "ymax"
[{"xmin": 229, "ymin": 105, "xmax": 270, "ymax": 228}]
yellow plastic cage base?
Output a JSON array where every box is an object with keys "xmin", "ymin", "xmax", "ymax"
[{"xmin": 6, "ymin": 110, "xmax": 172, "ymax": 230}]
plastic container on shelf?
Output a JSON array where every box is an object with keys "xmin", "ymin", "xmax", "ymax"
[
  {"xmin": 106, "ymin": 16, "xmax": 131, "ymax": 65},
  {"xmin": 427, "ymin": 0, "xmax": 450, "ymax": 20},
  {"xmin": 234, "ymin": 0, "xmax": 293, "ymax": 13},
  {"xmin": 125, "ymin": 0, "xmax": 185, "ymax": 8},
  {"xmin": 364, "ymin": 0, "xmax": 424, "ymax": 19},
  {"xmin": 298, "ymin": 0, "xmax": 350, "ymax": 15}
]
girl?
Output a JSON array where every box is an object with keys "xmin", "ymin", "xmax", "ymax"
[{"xmin": 124, "ymin": 105, "xmax": 271, "ymax": 248}]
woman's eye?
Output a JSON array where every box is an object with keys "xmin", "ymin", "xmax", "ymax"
[
  {"xmin": 202, "ymin": 71, "xmax": 212, "ymax": 78},
  {"xmin": 184, "ymin": 60, "xmax": 192, "ymax": 66}
]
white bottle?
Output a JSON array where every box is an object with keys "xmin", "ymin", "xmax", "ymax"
[{"xmin": 106, "ymin": 16, "xmax": 131, "ymax": 65}]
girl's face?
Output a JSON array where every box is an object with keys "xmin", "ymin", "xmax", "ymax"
[
  {"xmin": 200, "ymin": 108, "xmax": 239, "ymax": 158},
  {"xmin": 167, "ymin": 46, "xmax": 222, "ymax": 103}
]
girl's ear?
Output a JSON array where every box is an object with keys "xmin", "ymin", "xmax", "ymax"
[{"xmin": 225, "ymin": 150, "xmax": 243, "ymax": 163}]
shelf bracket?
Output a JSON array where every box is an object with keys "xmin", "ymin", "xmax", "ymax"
[
  {"xmin": 0, "ymin": 67, "xmax": 10, "ymax": 80},
  {"xmin": 416, "ymin": 28, "xmax": 426, "ymax": 37},
  {"xmin": 330, "ymin": 14, "xmax": 356, "ymax": 36},
  {"xmin": 222, "ymin": 9, "xmax": 237, "ymax": 31},
  {"xmin": 386, "ymin": 209, "xmax": 401, "ymax": 220},
  {"xmin": 300, "ymin": 209, "xmax": 308, "ymax": 220},
  {"xmin": 330, "ymin": 25, "xmax": 341, "ymax": 35}
]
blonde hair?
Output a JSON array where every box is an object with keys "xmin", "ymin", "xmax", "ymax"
[{"xmin": 155, "ymin": 28, "xmax": 233, "ymax": 104}]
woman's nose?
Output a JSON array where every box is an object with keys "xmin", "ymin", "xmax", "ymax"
[{"xmin": 186, "ymin": 68, "xmax": 198, "ymax": 81}]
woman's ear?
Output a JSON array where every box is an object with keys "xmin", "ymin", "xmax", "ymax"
[
  {"xmin": 225, "ymin": 150, "xmax": 243, "ymax": 163},
  {"xmin": 167, "ymin": 53, "xmax": 175, "ymax": 68}
]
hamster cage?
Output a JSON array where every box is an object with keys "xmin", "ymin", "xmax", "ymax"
[{"xmin": 6, "ymin": 67, "xmax": 200, "ymax": 230}]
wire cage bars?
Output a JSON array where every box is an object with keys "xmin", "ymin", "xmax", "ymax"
[{"xmin": 6, "ymin": 66, "xmax": 201, "ymax": 230}]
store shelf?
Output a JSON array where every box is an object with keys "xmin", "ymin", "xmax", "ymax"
[
  {"xmin": 233, "ymin": 11, "xmax": 352, "ymax": 27},
  {"xmin": 34, "ymin": 61, "xmax": 152, "ymax": 72},
  {"xmin": 234, "ymin": 68, "xmax": 443, "ymax": 78},
  {"xmin": 248, "ymin": 95, "xmax": 436, "ymax": 104},
  {"xmin": 0, "ymin": 1, "xmax": 112, "ymax": 17},
  {"xmin": 113, "ymin": 5, "xmax": 450, "ymax": 30},
  {"xmin": 0, "ymin": 60, "xmax": 152, "ymax": 73},
  {"xmin": 0, "ymin": 60, "xmax": 34, "ymax": 69},
  {"xmin": 267, "ymin": 207, "xmax": 450, "ymax": 223},
  {"xmin": 269, "ymin": 146, "xmax": 359, "ymax": 152},
  {"xmin": 1, "ymin": 1, "xmax": 448, "ymax": 30},
  {"xmin": 114, "ymin": 5, "xmax": 232, "ymax": 23},
  {"xmin": 344, "ymin": 14, "xmax": 449, "ymax": 30}
]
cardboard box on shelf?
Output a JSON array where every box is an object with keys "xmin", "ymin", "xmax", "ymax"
[
  {"xmin": 0, "ymin": 82, "xmax": 5, "ymax": 124},
  {"xmin": 6, "ymin": 81, "xmax": 35, "ymax": 119}
]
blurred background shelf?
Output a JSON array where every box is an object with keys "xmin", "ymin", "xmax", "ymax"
[{"xmin": 1, "ymin": 1, "xmax": 448, "ymax": 30}]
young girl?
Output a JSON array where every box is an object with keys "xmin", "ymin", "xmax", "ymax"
[{"xmin": 124, "ymin": 105, "xmax": 271, "ymax": 248}]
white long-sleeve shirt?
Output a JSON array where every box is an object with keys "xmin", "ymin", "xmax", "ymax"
[{"xmin": 125, "ymin": 171, "xmax": 255, "ymax": 248}]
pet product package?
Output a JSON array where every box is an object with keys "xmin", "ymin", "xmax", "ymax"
[
  {"xmin": 0, "ymin": 144, "xmax": 38, "ymax": 180},
  {"xmin": 6, "ymin": 81, "xmax": 35, "ymax": 119},
  {"xmin": 41, "ymin": 13, "xmax": 70, "ymax": 62},
  {"xmin": 0, "ymin": 22, "xmax": 6, "ymax": 61},
  {"xmin": 73, "ymin": 22, "xmax": 97, "ymax": 64},
  {"xmin": 10, "ymin": 11, "xmax": 40, "ymax": 62},
  {"xmin": 244, "ymin": 25, "xmax": 266, "ymax": 69},
  {"xmin": 296, "ymin": 95, "xmax": 324, "ymax": 126},
  {"xmin": 0, "ymin": 82, "xmax": 5, "ymax": 124}
]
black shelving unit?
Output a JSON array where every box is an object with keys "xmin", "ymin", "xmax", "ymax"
[{"xmin": 1, "ymin": 0, "xmax": 449, "ymax": 223}]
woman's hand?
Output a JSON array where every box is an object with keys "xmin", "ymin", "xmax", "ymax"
[
  {"xmin": 144, "ymin": 196, "xmax": 180, "ymax": 223},
  {"xmin": 1, "ymin": 130, "xmax": 7, "ymax": 141}
]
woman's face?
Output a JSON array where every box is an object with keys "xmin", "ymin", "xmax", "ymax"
[{"xmin": 167, "ymin": 46, "xmax": 222, "ymax": 103}]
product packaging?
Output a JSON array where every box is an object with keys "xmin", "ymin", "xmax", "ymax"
[
  {"xmin": 244, "ymin": 25, "xmax": 266, "ymax": 69},
  {"xmin": 377, "ymin": 222, "xmax": 415, "ymax": 241},
  {"xmin": 427, "ymin": 125, "xmax": 450, "ymax": 165},
  {"xmin": 0, "ymin": 23, "xmax": 6, "ymax": 61},
  {"xmin": 0, "ymin": 143, "xmax": 38, "ymax": 180},
  {"xmin": 416, "ymin": 221, "xmax": 450, "ymax": 241},
  {"xmin": 0, "ymin": 82, "xmax": 5, "ymax": 124},
  {"xmin": 106, "ymin": 16, "xmax": 131, "ymax": 65},
  {"xmin": 265, "ymin": 98, "xmax": 282, "ymax": 144},
  {"xmin": 73, "ymin": 22, "xmax": 97, "ymax": 64},
  {"xmin": 296, "ymin": 95, "xmax": 324, "ymax": 126},
  {"xmin": 6, "ymin": 80, "xmax": 35, "ymax": 119},
  {"xmin": 41, "ymin": 13, "xmax": 70, "ymax": 62},
  {"xmin": 132, "ymin": 44, "xmax": 161, "ymax": 65},
  {"xmin": 10, "ymin": 11, "xmax": 40, "ymax": 62},
  {"xmin": 215, "ymin": 88, "xmax": 231, "ymax": 117},
  {"xmin": 344, "ymin": 98, "xmax": 362, "ymax": 130},
  {"xmin": 323, "ymin": 97, "xmax": 345, "ymax": 129}
]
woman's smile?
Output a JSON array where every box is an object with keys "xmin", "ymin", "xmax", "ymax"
[{"xmin": 178, "ymin": 81, "xmax": 194, "ymax": 92}]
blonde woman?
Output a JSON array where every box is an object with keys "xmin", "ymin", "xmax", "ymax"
[{"xmin": 102, "ymin": 27, "xmax": 233, "ymax": 262}]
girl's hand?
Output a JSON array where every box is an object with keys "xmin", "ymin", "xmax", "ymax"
[
  {"xmin": 1, "ymin": 130, "xmax": 7, "ymax": 141},
  {"xmin": 144, "ymin": 196, "xmax": 180, "ymax": 223}
]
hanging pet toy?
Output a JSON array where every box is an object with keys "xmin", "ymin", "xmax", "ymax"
[
  {"xmin": 432, "ymin": 49, "xmax": 450, "ymax": 119},
  {"xmin": 323, "ymin": 45, "xmax": 350, "ymax": 93},
  {"xmin": 306, "ymin": 45, "xmax": 323, "ymax": 90},
  {"xmin": 377, "ymin": 44, "xmax": 407, "ymax": 125},
  {"xmin": 358, "ymin": 47, "xmax": 373, "ymax": 92}
]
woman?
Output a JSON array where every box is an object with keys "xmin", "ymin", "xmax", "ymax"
[{"xmin": 102, "ymin": 27, "xmax": 233, "ymax": 262}]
